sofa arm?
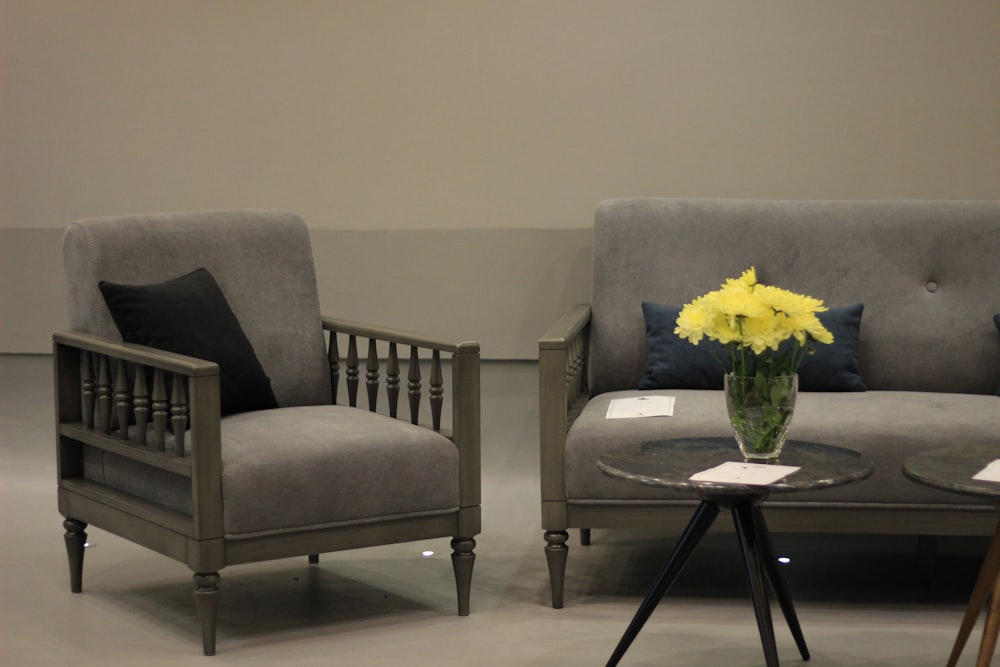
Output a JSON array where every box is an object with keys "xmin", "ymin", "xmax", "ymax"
[
  {"xmin": 539, "ymin": 304, "xmax": 592, "ymax": 510},
  {"xmin": 322, "ymin": 316, "xmax": 481, "ymax": 512},
  {"xmin": 53, "ymin": 330, "xmax": 224, "ymax": 540}
]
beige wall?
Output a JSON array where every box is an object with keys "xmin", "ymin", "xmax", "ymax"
[{"xmin": 2, "ymin": 1, "xmax": 999, "ymax": 355}]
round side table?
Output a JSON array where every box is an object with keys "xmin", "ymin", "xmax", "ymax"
[
  {"xmin": 598, "ymin": 437, "xmax": 874, "ymax": 667},
  {"xmin": 903, "ymin": 445, "xmax": 1000, "ymax": 667}
]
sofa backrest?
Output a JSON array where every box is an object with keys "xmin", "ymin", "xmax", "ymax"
[
  {"xmin": 589, "ymin": 198, "xmax": 1000, "ymax": 396},
  {"xmin": 62, "ymin": 210, "xmax": 332, "ymax": 407}
]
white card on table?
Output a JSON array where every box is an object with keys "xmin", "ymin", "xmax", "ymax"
[
  {"xmin": 605, "ymin": 396, "xmax": 676, "ymax": 419},
  {"xmin": 972, "ymin": 459, "xmax": 1000, "ymax": 483},
  {"xmin": 689, "ymin": 461, "xmax": 800, "ymax": 485}
]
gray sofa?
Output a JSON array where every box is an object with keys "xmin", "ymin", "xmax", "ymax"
[{"xmin": 540, "ymin": 198, "xmax": 1000, "ymax": 608}]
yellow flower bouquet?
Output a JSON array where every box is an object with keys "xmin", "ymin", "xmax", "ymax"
[{"xmin": 674, "ymin": 268, "xmax": 834, "ymax": 458}]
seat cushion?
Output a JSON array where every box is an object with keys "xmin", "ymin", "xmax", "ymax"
[
  {"xmin": 566, "ymin": 390, "xmax": 999, "ymax": 507},
  {"xmin": 83, "ymin": 406, "xmax": 460, "ymax": 537},
  {"xmin": 220, "ymin": 406, "xmax": 460, "ymax": 537}
]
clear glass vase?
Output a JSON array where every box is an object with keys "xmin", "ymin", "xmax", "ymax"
[{"xmin": 724, "ymin": 372, "xmax": 798, "ymax": 460}]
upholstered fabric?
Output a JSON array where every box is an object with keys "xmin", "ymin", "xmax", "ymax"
[
  {"xmin": 99, "ymin": 268, "xmax": 278, "ymax": 416},
  {"xmin": 83, "ymin": 405, "xmax": 461, "ymax": 536},
  {"xmin": 589, "ymin": 199, "xmax": 1000, "ymax": 396},
  {"xmin": 62, "ymin": 210, "xmax": 330, "ymax": 407},
  {"xmin": 83, "ymin": 445, "xmax": 193, "ymax": 515},
  {"xmin": 220, "ymin": 406, "xmax": 459, "ymax": 537},
  {"xmin": 566, "ymin": 389, "xmax": 1000, "ymax": 506}
]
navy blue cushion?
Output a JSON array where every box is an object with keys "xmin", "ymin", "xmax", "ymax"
[
  {"xmin": 637, "ymin": 303, "xmax": 726, "ymax": 390},
  {"xmin": 99, "ymin": 268, "xmax": 278, "ymax": 416},
  {"xmin": 638, "ymin": 301, "xmax": 866, "ymax": 392},
  {"xmin": 796, "ymin": 304, "xmax": 867, "ymax": 392}
]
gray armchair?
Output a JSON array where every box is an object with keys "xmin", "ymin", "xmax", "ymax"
[{"xmin": 54, "ymin": 210, "xmax": 480, "ymax": 655}]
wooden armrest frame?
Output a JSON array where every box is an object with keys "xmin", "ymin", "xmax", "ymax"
[
  {"xmin": 53, "ymin": 330, "xmax": 224, "ymax": 541},
  {"xmin": 322, "ymin": 317, "xmax": 481, "ymax": 519},
  {"xmin": 539, "ymin": 304, "xmax": 591, "ymax": 528}
]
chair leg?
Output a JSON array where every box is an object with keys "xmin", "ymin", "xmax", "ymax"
[
  {"xmin": 451, "ymin": 537, "xmax": 476, "ymax": 616},
  {"xmin": 544, "ymin": 530, "xmax": 569, "ymax": 609},
  {"xmin": 63, "ymin": 519, "xmax": 87, "ymax": 593},
  {"xmin": 193, "ymin": 572, "xmax": 221, "ymax": 656}
]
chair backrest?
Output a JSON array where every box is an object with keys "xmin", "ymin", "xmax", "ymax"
[
  {"xmin": 589, "ymin": 198, "xmax": 1000, "ymax": 396},
  {"xmin": 62, "ymin": 210, "xmax": 331, "ymax": 407}
]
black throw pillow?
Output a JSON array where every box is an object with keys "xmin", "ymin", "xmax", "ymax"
[
  {"xmin": 637, "ymin": 301, "xmax": 867, "ymax": 392},
  {"xmin": 99, "ymin": 268, "xmax": 278, "ymax": 416}
]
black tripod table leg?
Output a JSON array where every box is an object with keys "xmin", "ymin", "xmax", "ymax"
[
  {"xmin": 605, "ymin": 501, "xmax": 721, "ymax": 667},
  {"xmin": 752, "ymin": 505, "xmax": 809, "ymax": 660},
  {"xmin": 732, "ymin": 503, "xmax": 780, "ymax": 667}
]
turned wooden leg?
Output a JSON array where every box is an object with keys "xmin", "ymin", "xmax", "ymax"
[
  {"xmin": 193, "ymin": 572, "xmax": 221, "ymax": 656},
  {"xmin": 451, "ymin": 537, "xmax": 476, "ymax": 616},
  {"xmin": 544, "ymin": 530, "xmax": 569, "ymax": 609},
  {"xmin": 63, "ymin": 519, "xmax": 87, "ymax": 593}
]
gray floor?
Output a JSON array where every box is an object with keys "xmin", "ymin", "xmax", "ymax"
[{"xmin": 0, "ymin": 354, "xmax": 992, "ymax": 666}]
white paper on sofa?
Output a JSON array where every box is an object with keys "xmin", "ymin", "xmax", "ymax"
[
  {"xmin": 606, "ymin": 396, "xmax": 676, "ymax": 419},
  {"xmin": 972, "ymin": 460, "xmax": 1000, "ymax": 483}
]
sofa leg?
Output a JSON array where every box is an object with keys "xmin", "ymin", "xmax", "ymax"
[
  {"xmin": 451, "ymin": 537, "xmax": 476, "ymax": 616},
  {"xmin": 308, "ymin": 554, "xmax": 319, "ymax": 564},
  {"xmin": 63, "ymin": 519, "xmax": 87, "ymax": 593},
  {"xmin": 193, "ymin": 572, "xmax": 221, "ymax": 656},
  {"xmin": 545, "ymin": 530, "xmax": 569, "ymax": 609},
  {"xmin": 580, "ymin": 528, "xmax": 591, "ymax": 546}
]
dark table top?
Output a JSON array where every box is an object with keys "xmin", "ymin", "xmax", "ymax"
[
  {"xmin": 597, "ymin": 437, "xmax": 874, "ymax": 497},
  {"xmin": 903, "ymin": 444, "xmax": 1000, "ymax": 500}
]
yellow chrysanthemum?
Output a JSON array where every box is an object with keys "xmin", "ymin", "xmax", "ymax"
[
  {"xmin": 673, "ymin": 296, "xmax": 713, "ymax": 344},
  {"xmin": 673, "ymin": 266, "xmax": 834, "ymax": 377},
  {"xmin": 755, "ymin": 284, "xmax": 827, "ymax": 318},
  {"xmin": 722, "ymin": 266, "xmax": 757, "ymax": 291}
]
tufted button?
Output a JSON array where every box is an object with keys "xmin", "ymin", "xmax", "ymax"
[{"xmin": 926, "ymin": 281, "xmax": 938, "ymax": 293}]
